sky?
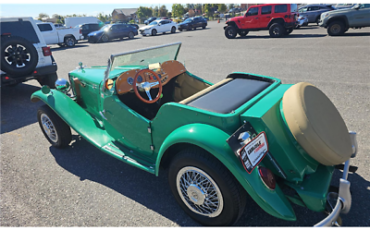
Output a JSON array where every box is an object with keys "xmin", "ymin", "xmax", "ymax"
[
  {"xmin": 0, "ymin": 4, "xmax": 174, "ymax": 19},
  {"xmin": 0, "ymin": 0, "xmax": 352, "ymax": 19}
]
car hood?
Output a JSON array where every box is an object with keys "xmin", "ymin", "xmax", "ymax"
[
  {"xmin": 140, "ymin": 25, "xmax": 155, "ymax": 30},
  {"xmin": 325, "ymin": 7, "xmax": 354, "ymax": 15},
  {"xmin": 227, "ymin": 16, "xmax": 243, "ymax": 23},
  {"xmin": 88, "ymin": 30, "xmax": 103, "ymax": 36}
]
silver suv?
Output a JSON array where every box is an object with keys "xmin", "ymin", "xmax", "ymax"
[
  {"xmin": 1, "ymin": 17, "xmax": 58, "ymax": 87},
  {"xmin": 298, "ymin": 4, "xmax": 335, "ymax": 25}
]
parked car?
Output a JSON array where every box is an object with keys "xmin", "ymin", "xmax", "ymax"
[
  {"xmin": 319, "ymin": 4, "xmax": 370, "ymax": 36},
  {"xmin": 177, "ymin": 17, "xmax": 207, "ymax": 31},
  {"xmin": 298, "ymin": 4, "xmax": 336, "ymax": 25},
  {"xmin": 75, "ymin": 23, "xmax": 102, "ymax": 39},
  {"xmin": 139, "ymin": 19, "xmax": 177, "ymax": 36},
  {"xmin": 295, "ymin": 15, "xmax": 309, "ymax": 28},
  {"xmin": 1, "ymin": 17, "xmax": 57, "ymax": 87},
  {"xmin": 144, "ymin": 17, "xmax": 157, "ymax": 25},
  {"xmin": 115, "ymin": 21, "xmax": 139, "ymax": 30},
  {"xmin": 37, "ymin": 22, "xmax": 83, "ymax": 47},
  {"xmin": 31, "ymin": 42, "xmax": 358, "ymax": 226},
  {"xmin": 224, "ymin": 4, "xmax": 298, "ymax": 38},
  {"xmin": 87, "ymin": 23, "xmax": 138, "ymax": 43}
]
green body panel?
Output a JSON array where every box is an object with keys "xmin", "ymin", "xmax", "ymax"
[
  {"xmin": 241, "ymin": 84, "xmax": 319, "ymax": 182},
  {"xmin": 103, "ymin": 95, "xmax": 153, "ymax": 157},
  {"xmin": 285, "ymin": 164, "xmax": 334, "ymax": 212},
  {"xmin": 156, "ymin": 123, "xmax": 296, "ymax": 221}
]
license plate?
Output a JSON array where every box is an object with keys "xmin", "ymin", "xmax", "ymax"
[{"xmin": 238, "ymin": 132, "xmax": 268, "ymax": 174}]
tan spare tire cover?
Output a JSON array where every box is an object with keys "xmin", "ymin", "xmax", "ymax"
[{"xmin": 282, "ymin": 82, "xmax": 352, "ymax": 165}]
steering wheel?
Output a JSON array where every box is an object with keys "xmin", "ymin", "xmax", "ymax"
[{"xmin": 133, "ymin": 69, "xmax": 163, "ymax": 104}]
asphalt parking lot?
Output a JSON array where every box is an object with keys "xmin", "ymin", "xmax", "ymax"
[{"xmin": 1, "ymin": 20, "xmax": 370, "ymax": 226}]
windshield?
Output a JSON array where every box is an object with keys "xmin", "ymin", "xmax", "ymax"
[
  {"xmin": 149, "ymin": 21, "xmax": 158, "ymax": 25},
  {"xmin": 184, "ymin": 19, "xmax": 192, "ymax": 23},
  {"xmin": 100, "ymin": 25, "xmax": 111, "ymax": 31},
  {"xmin": 109, "ymin": 42, "xmax": 181, "ymax": 74}
]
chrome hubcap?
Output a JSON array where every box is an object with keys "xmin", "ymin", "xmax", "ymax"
[
  {"xmin": 41, "ymin": 114, "xmax": 58, "ymax": 143},
  {"xmin": 176, "ymin": 166, "xmax": 223, "ymax": 217}
]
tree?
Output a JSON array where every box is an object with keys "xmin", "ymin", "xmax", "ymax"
[
  {"xmin": 38, "ymin": 13, "xmax": 49, "ymax": 20},
  {"xmin": 172, "ymin": 4, "xmax": 185, "ymax": 18},
  {"xmin": 159, "ymin": 5, "xmax": 168, "ymax": 17},
  {"xmin": 152, "ymin": 6, "xmax": 159, "ymax": 17},
  {"xmin": 218, "ymin": 4, "xmax": 227, "ymax": 13},
  {"xmin": 186, "ymin": 4, "xmax": 194, "ymax": 10},
  {"xmin": 228, "ymin": 4, "xmax": 234, "ymax": 10},
  {"xmin": 203, "ymin": 4, "xmax": 213, "ymax": 18},
  {"xmin": 137, "ymin": 6, "xmax": 152, "ymax": 20}
]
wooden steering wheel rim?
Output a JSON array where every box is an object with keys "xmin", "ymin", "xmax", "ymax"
[{"xmin": 133, "ymin": 69, "xmax": 163, "ymax": 104}]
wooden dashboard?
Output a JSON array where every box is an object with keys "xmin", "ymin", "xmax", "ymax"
[{"xmin": 115, "ymin": 60, "xmax": 187, "ymax": 95}]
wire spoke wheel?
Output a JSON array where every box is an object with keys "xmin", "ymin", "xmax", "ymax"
[
  {"xmin": 41, "ymin": 113, "xmax": 59, "ymax": 143},
  {"xmin": 176, "ymin": 166, "xmax": 224, "ymax": 218}
]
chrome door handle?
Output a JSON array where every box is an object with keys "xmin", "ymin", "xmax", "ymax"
[{"xmin": 100, "ymin": 110, "xmax": 107, "ymax": 120}]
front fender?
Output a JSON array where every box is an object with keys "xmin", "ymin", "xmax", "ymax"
[
  {"xmin": 31, "ymin": 89, "xmax": 112, "ymax": 148},
  {"xmin": 156, "ymin": 123, "xmax": 296, "ymax": 221}
]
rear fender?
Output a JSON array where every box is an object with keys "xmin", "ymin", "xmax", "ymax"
[
  {"xmin": 156, "ymin": 123, "xmax": 296, "ymax": 221},
  {"xmin": 268, "ymin": 18, "xmax": 285, "ymax": 28}
]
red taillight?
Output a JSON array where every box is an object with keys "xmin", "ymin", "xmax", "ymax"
[
  {"xmin": 2, "ymin": 33, "xmax": 11, "ymax": 36},
  {"xmin": 79, "ymin": 28, "xmax": 82, "ymax": 34},
  {"xmin": 34, "ymin": 70, "xmax": 37, "ymax": 74},
  {"xmin": 42, "ymin": 46, "xmax": 51, "ymax": 56},
  {"xmin": 258, "ymin": 167, "xmax": 276, "ymax": 190},
  {"xmin": 5, "ymin": 76, "xmax": 10, "ymax": 80}
]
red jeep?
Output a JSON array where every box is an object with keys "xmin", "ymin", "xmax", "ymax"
[{"xmin": 224, "ymin": 4, "xmax": 298, "ymax": 38}]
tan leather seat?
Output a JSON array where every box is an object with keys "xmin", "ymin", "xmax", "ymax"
[{"xmin": 282, "ymin": 82, "xmax": 352, "ymax": 165}]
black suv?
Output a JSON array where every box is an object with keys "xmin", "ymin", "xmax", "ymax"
[
  {"xmin": 177, "ymin": 17, "xmax": 207, "ymax": 31},
  {"xmin": 1, "ymin": 17, "xmax": 58, "ymax": 87},
  {"xmin": 75, "ymin": 23, "xmax": 102, "ymax": 39}
]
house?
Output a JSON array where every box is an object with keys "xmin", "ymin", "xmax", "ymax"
[{"xmin": 112, "ymin": 8, "xmax": 138, "ymax": 22}]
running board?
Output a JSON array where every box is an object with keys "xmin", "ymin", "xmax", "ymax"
[{"xmin": 101, "ymin": 142, "xmax": 155, "ymax": 174}]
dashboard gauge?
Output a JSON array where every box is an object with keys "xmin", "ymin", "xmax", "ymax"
[
  {"xmin": 158, "ymin": 74, "xmax": 162, "ymax": 79},
  {"xmin": 127, "ymin": 77, "xmax": 134, "ymax": 85},
  {"xmin": 137, "ymin": 75, "xmax": 143, "ymax": 83}
]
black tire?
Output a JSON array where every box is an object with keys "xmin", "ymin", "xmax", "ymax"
[
  {"xmin": 202, "ymin": 24, "xmax": 206, "ymax": 29},
  {"xmin": 193, "ymin": 27, "xmax": 196, "ymax": 30},
  {"xmin": 327, "ymin": 21, "xmax": 345, "ymax": 36},
  {"xmin": 152, "ymin": 29, "xmax": 157, "ymax": 36},
  {"xmin": 316, "ymin": 16, "xmax": 321, "ymax": 25},
  {"xmin": 37, "ymin": 72, "xmax": 58, "ymax": 89},
  {"xmin": 171, "ymin": 26, "xmax": 176, "ymax": 33},
  {"xmin": 64, "ymin": 36, "xmax": 76, "ymax": 47},
  {"xmin": 168, "ymin": 147, "xmax": 246, "ymax": 226},
  {"xmin": 101, "ymin": 34, "xmax": 109, "ymax": 42},
  {"xmin": 1, "ymin": 36, "xmax": 38, "ymax": 76},
  {"xmin": 128, "ymin": 31, "xmax": 134, "ymax": 39},
  {"xmin": 284, "ymin": 28, "xmax": 293, "ymax": 35},
  {"xmin": 224, "ymin": 26, "xmax": 237, "ymax": 39},
  {"xmin": 37, "ymin": 105, "xmax": 72, "ymax": 148},
  {"xmin": 238, "ymin": 30, "xmax": 249, "ymax": 37},
  {"xmin": 179, "ymin": 28, "xmax": 183, "ymax": 32},
  {"xmin": 269, "ymin": 23, "xmax": 284, "ymax": 38}
]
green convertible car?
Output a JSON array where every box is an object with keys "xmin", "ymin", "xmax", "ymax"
[{"xmin": 31, "ymin": 42, "xmax": 358, "ymax": 226}]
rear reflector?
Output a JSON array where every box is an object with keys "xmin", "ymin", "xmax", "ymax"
[
  {"xmin": 42, "ymin": 47, "xmax": 51, "ymax": 56},
  {"xmin": 2, "ymin": 33, "xmax": 11, "ymax": 36},
  {"xmin": 34, "ymin": 70, "xmax": 37, "ymax": 74},
  {"xmin": 258, "ymin": 167, "xmax": 276, "ymax": 190},
  {"xmin": 5, "ymin": 76, "xmax": 10, "ymax": 80}
]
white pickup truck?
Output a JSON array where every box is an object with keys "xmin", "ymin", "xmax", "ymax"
[{"xmin": 37, "ymin": 22, "xmax": 83, "ymax": 47}]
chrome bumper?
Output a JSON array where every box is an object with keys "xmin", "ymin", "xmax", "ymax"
[{"xmin": 314, "ymin": 131, "xmax": 358, "ymax": 227}]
